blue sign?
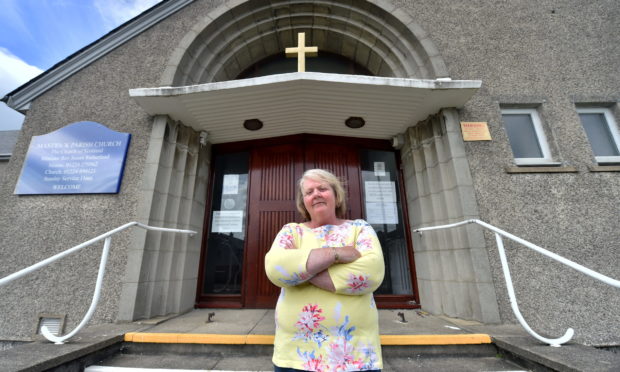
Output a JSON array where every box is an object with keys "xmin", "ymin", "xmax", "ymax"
[{"xmin": 14, "ymin": 121, "xmax": 131, "ymax": 195}]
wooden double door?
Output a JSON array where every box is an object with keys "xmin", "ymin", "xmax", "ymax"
[{"xmin": 197, "ymin": 135, "xmax": 418, "ymax": 309}]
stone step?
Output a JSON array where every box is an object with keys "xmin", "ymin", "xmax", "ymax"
[
  {"xmin": 87, "ymin": 342, "xmax": 527, "ymax": 372},
  {"xmin": 87, "ymin": 355, "xmax": 527, "ymax": 372}
]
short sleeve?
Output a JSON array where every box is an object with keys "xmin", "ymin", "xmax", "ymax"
[
  {"xmin": 264, "ymin": 223, "xmax": 313, "ymax": 288},
  {"xmin": 327, "ymin": 220, "xmax": 385, "ymax": 295}
]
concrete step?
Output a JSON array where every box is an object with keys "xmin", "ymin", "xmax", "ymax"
[
  {"xmin": 87, "ymin": 356, "xmax": 527, "ymax": 372},
  {"xmin": 86, "ymin": 343, "xmax": 528, "ymax": 372}
]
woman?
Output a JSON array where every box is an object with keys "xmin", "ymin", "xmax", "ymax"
[{"xmin": 265, "ymin": 169, "xmax": 385, "ymax": 372}]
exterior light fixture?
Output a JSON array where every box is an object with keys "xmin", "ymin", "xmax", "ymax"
[
  {"xmin": 345, "ymin": 116, "xmax": 365, "ymax": 129},
  {"xmin": 243, "ymin": 119, "xmax": 263, "ymax": 131}
]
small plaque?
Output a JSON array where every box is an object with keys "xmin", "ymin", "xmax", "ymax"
[
  {"xmin": 460, "ymin": 122, "xmax": 492, "ymax": 141},
  {"xmin": 14, "ymin": 121, "xmax": 131, "ymax": 195}
]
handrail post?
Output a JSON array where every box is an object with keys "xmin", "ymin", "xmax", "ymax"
[
  {"xmin": 413, "ymin": 219, "xmax": 619, "ymax": 346},
  {"xmin": 0, "ymin": 222, "xmax": 196, "ymax": 344},
  {"xmin": 494, "ymin": 233, "xmax": 573, "ymax": 347},
  {"xmin": 41, "ymin": 236, "xmax": 112, "ymax": 344}
]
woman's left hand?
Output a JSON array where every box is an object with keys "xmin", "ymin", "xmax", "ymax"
[{"xmin": 334, "ymin": 245, "xmax": 361, "ymax": 263}]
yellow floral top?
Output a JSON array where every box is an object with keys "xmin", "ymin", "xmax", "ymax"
[{"xmin": 265, "ymin": 219, "xmax": 385, "ymax": 372}]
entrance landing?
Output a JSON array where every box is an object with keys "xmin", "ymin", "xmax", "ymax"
[
  {"xmin": 125, "ymin": 309, "xmax": 492, "ymax": 346},
  {"xmin": 5, "ymin": 309, "xmax": 619, "ymax": 371}
]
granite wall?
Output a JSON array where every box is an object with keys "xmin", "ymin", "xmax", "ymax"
[
  {"xmin": 395, "ymin": 0, "xmax": 620, "ymax": 345},
  {"xmin": 0, "ymin": 0, "xmax": 223, "ymax": 341}
]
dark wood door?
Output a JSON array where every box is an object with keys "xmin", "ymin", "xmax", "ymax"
[
  {"xmin": 305, "ymin": 143, "xmax": 362, "ymax": 219},
  {"xmin": 198, "ymin": 134, "xmax": 418, "ymax": 309},
  {"xmin": 244, "ymin": 144, "xmax": 303, "ymax": 307},
  {"xmin": 243, "ymin": 142, "xmax": 362, "ymax": 307}
]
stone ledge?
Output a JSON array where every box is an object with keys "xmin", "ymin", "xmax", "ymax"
[
  {"xmin": 505, "ymin": 166, "xmax": 578, "ymax": 174},
  {"xmin": 589, "ymin": 165, "xmax": 620, "ymax": 172}
]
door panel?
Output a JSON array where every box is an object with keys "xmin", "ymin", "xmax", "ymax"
[
  {"xmin": 245, "ymin": 144, "xmax": 303, "ymax": 307},
  {"xmin": 244, "ymin": 143, "xmax": 362, "ymax": 307},
  {"xmin": 305, "ymin": 143, "xmax": 362, "ymax": 219}
]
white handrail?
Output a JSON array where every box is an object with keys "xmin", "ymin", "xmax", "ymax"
[
  {"xmin": 0, "ymin": 222, "xmax": 196, "ymax": 344},
  {"xmin": 414, "ymin": 219, "xmax": 619, "ymax": 347}
]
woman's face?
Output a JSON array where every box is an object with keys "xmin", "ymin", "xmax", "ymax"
[{"xmin": 301, "ymin": 177, "xmax": 337, "ymax": 220}]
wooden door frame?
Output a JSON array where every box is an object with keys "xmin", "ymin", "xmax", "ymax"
[{"xmin": 195, "ymin": 133, "xmax": 420, "ymax": 309}]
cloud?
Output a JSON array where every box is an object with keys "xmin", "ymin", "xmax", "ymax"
[
  {"xmin": 94, "ymin": 0, "xmax": 162, "ymax": 30},
  {"xmin": 0, "ymin": 0, "xmax": 34, "ymax": 42},
  {"xmin": 0, "ymin": 48, "xmax": 43, "ymax": 95},
  {"xmin": 0, "ymin": 48, "xmax": 43, "ymax": 130}
]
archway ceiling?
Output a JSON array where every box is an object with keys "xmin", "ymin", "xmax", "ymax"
[
  {"xmin": 130, "ymin": 72, "xmax": 480, "ymax": 144},
  {"xmin": 170, "ymin": 0, "xmax": 449, "ymax": 86}
]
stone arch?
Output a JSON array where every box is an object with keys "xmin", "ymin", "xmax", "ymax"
[{"xmin": 160, "ymin": 0, "xmax": 449, "ymax": 86}]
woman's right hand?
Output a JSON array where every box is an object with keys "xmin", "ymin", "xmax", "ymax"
[
  {"xmin": 334, "ymin": 245, "xmax": 361, "ymax": 263},
  {"xmin": 306, "ymin": 245, "xmax": 360, "ymax": 275}
]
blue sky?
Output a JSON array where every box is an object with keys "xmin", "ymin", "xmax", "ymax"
[{"xmin": 0, "ymin": 0, "xmax": 162, "ymax": 131}]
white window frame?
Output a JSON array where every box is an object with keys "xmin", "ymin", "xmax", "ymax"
[
  {"xmin": 501, "ymin": 108, "xmax": 556, "ymax": 166},
  {"xmin": 576, "ymin": 107, "xmax": 620, "ymax": 164}
]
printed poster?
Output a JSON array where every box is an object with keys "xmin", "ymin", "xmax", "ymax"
[{"xmin": 211, "ymin": 210, "xmax": 243, "ymax": 232}]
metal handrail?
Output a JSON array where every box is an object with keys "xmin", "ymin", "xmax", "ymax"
[
  {"xmin": 414, "ymin": 219, "xmax": 619, "ymax": 347},
  {"xmin": 0, "ymin": 222, "xmax": 196, "ymax": 344}
]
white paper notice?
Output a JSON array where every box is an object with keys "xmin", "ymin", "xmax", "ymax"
[
  {"xmin": 364, "ymin": 181, "xmax": 396, "ymax": 203},
  {"xmin": 365, "ymin": 202, "xmax": 398, "ymax": 224},
  {"xmin": 222, "ymin": 174, "xmax": 239, "ymax": 195},
  {"xmin": 211, "ymin": 210, "xmax": 243, "ymax": 232},
  {"xmin": 373, "ymin": 162, "xmax": 386, "ymax": 177}
]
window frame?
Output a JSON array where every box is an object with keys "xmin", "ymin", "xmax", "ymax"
[
  {"xmin": 501, "ymin": 108, "xmax": 555, "ymax": 166},
  {"xmin": 576, "ymin": 107, "xmax": 620, "ymax": 164}
]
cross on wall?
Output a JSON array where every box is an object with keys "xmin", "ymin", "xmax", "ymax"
[{"xmin": 285, "ymin": 32, "xmax": 318, "ymax": 72}]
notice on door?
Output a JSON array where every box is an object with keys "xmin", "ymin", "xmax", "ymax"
[
  {"xmin": 373, "ymin": 162, "xmax": 386, "ymax": 177},
  {"xmin": 364, "ymin": 181, "xmax": 396, "ymax": 203},
  {"xmin": 364, "ymin": 181, "xmax": 398, "ymax": 224},
  {"xmin": 365, "ymin": 202, "xmax": 398, "ymax": 224},
  {"xmin": 222, "ymin": 174, "xmax": 239, "ymax": 194},
  {"xmin": 212, "ymin": 210, "xmax": 244, "ymax": 233}
]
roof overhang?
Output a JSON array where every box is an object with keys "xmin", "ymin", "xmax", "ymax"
[{"xmin": 129, "ymin": 72, "xmax": 481, "ymax": 144}]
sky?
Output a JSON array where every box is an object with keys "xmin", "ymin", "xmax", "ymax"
[{"xmin": 0, "ymin": 0, "xmax": 162, "ymax": 131}]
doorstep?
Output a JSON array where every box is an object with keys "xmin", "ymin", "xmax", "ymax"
[{"xmin": 124, "ymin": 309, "xmax": 492, "ymax": 346}]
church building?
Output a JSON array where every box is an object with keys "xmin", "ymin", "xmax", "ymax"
[{"xmin": 1, "ymin": 0, "xmax": 618, "ymax": 347}]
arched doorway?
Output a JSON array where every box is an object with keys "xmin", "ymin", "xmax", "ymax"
[
  {"xmin": 162, "ymin": 0, "xmax": 449, "ymax": 86},
  {"xmin": 196, "ymin": 134, "xmax": 418, "ymax": 308}
]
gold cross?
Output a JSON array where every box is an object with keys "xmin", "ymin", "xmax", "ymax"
[{"xmin": 285, "ymin": 32, "xmax": 318, "ymax": 72}]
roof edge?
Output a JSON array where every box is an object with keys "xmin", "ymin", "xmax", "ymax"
[
  {"xmin": 130, "ymin": 72, "xmax": 482, "ymax": 97},
  {"xmin": 1, "ymin": 0, "xmax": 195, "ymax": 111}
]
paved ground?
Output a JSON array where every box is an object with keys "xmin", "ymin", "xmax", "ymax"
[
  {"xmin": 2, "ymin": 309, "xmax": 620, "ymax": 371},
  {"xmin": 136, "ymin": 308, "xmax": 480, "ymax": 335}
]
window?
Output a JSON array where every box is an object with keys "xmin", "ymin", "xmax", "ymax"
[
  {"xmin": 202, "ymin": 152, "xmax": 249, "ymax": 295},
  {"xmin": 360, "ymin": 149, "xmax": 413, "ymax": 295},
  {"xmin": 576, "ymin": 107, "xmax": 620, "ymax": 164},
  {"xmin": 501, "ymin": 108, "xmax": 554, "ymax": 165}
]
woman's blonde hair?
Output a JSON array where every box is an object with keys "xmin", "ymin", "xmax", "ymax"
[{"xmin": 296, "ymin": 169, "xmax": 347, "ymax": 221}]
